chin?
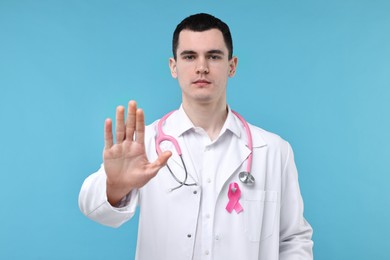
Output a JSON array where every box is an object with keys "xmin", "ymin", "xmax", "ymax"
[{"xmin": 194, "ymin": 96, "xmax": 216, "ymax": 105}]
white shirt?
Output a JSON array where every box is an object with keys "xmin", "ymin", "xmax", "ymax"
[{"xmin": 177, "ymin": 106, "xmax": 240, "ymax": 259}]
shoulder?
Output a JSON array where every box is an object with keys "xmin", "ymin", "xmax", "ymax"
[{"xmin": 248, "ymin": 123, "xmax": 291, "ymax": 156}]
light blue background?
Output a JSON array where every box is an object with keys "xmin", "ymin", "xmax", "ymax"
[{"xmin": 1, "ymin": 0, "xmax": 389, "ymax": 259}]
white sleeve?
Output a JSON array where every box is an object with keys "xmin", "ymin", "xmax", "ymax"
[
  {"xmin": 279, "ymin": 143, "xmax": 314, "ymax": 259},
  {"xmin": 78, "ymin": 165, "xmax": 139, "ymax": 228}
]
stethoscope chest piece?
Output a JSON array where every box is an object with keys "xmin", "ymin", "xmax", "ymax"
[{"xmin": 239, "ymin": 171, "xmax": 255, "ymax": 184}]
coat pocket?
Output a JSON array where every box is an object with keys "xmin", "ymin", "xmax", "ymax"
[{"xmin": 242, "ymin": 190, "xmax": 278, "ymax": 242}]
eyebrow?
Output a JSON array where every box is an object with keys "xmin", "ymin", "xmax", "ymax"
[
  {"xmin": 179, "ymin": 50, "xmax": 197, "ymax": 56},
  {"xmin": 207, "ymin": 49, "xmax": 225, "ymax": 56},
  {"xmin": 179, "ymin": 49, "xmax": 226, "ymax": 56}
]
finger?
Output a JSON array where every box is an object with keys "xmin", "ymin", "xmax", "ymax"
[
  {"xmin": 135, "ymin": 108, "xmax": 145, "ymax": 144},
  {"xmin": 104, "ymin": 118, "xmax": 113, "ymax": 149},
  {"xmin": 116, "ymin": 106, "xmax": 125, "ymax": 143},
  {"xmin": 125, "ymin": 100, "xmax": 137, "ymax": 141}
]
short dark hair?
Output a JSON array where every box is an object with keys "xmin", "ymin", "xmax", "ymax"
[{"xmin": 172, "ymin": 13, "xmax": 233, "ymax": 60}]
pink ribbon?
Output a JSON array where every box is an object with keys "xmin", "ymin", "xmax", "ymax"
[{"xmin": 226, "ymin": 182, "xmax": 243, "ymax": 214}]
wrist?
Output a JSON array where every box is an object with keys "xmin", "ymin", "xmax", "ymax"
[{"xmin": 106, "ymin": 181, "xmax": 133, "ymax": 206}]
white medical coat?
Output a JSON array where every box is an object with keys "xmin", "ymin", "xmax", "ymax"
[{"xmin": 79, "ymin": 108, "xmax": 313, "ymax": 260}]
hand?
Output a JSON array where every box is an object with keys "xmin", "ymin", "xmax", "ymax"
[{"xmin": 103, "ymin": 100, "xmax": 171, "ymax": 205}]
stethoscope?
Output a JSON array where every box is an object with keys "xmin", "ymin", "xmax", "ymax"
[{"xmin": 155, "ymin": 110, "xmax": 255, "ymax": 191}]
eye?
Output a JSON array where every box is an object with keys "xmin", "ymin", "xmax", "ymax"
[
  {"xmin": 208, "ymin": 55, "xmax": 222, "ymax": 60},
  {"xmin": 183, "ymin": 55, "xmax": 195, "ymax": 60}
]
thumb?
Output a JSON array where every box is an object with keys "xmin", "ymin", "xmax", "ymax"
[{"xmin": 150, "ymin": 151, "xmax": 172, "ymax": 172}]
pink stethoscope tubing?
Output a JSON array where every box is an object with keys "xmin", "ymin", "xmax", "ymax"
[
  {"xmin": 155, "ymin": 110, "xmax": 254, "ymax": 190},
  {"xmin": 231, "ymin": 110, "xmax": 253, "ymax": 175}
]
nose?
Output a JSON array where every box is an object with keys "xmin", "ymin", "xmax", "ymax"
[{"xmin": 196, "ymin": 58, "xmax": 209, "ymax": 74}]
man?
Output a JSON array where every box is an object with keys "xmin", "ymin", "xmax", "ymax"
[{"xmin": 79, "ymin": 13, "xmax": 313, "ymax": 260}]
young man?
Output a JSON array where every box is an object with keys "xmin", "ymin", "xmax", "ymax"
[{"xmin": 79, "ymin": 13, "xmax": 313, "ymax": 260}]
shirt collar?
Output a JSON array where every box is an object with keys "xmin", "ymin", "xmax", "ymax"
[
  {"xmin": 169, "ymin": 105, "xmax": 195, "ymax": 137},
  {"xmin": 220, "ymin": 106, "xmax": 242, "ymax": 139},
  {"xmin": 167, "ymin": 105, "xmax": 242, "ymax": 140}
]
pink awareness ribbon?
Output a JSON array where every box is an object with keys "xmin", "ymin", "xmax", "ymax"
[{"xmin": 226, "ymin": 182, "xmax": 243, "ymax": 214}]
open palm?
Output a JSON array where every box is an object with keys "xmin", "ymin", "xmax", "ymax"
[{"xmin": 103, "ymin": 101, "xmax": 171, "ymax": 205}]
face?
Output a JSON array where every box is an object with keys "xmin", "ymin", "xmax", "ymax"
[{"xmin": 169, "ymin": 29, "xmax": 238, "ymax": 107}]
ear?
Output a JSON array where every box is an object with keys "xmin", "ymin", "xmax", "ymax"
[
  {"xmin": 169, "ymin": 58, "xmax": 178, "ymax": 78},
  {"xmin": 228, "ymin": 56, "xmax": 238, "ymax": 77}
]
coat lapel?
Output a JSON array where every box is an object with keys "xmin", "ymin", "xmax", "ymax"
[
  {"xmin": 215, "ymin": 135, "xmax": 251, "ymax": 195},
  {"xmin": 215, "ymin": 125, "xmax": 267, "ymax": 196}
]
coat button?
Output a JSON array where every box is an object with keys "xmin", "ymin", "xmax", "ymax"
[
  {"xmin": 187, "ymin": 234, "xmax": 192, "ymax": 238},
  {"xmin": 193, "ymin": 190, "xmax": 198, "ymax": 194}
]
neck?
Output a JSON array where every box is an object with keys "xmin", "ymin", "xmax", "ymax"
[{"xmin": 182, "ymin": 101, "xmax": 228, "ymax": 141}]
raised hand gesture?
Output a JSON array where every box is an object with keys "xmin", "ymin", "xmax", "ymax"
[{"xmin": 103, "ymin": 100, "xmax": 171, "ymax": 205}]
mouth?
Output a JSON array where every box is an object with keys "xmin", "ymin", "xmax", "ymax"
[{"xmin": 193, "ymin": 79, "xmax": 211, "ymax": 87}]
